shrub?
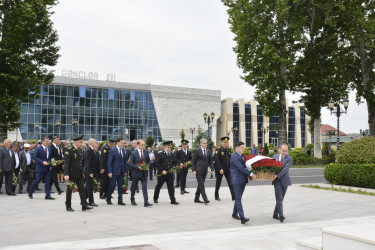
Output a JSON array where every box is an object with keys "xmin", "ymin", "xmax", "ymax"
[
  {"xmin": 336, "ymin": 136, "xmax": 375, "ymax": 164},
  {"xmin": 146, "ymin": 136, "xmax": 155, "ymax": 148},
  {"xmin": 267, "ymin": 152, "xmax": 278, "ymax": 157},
  {"xmin": 324, "ymin": 163, "xmax": 375, "ymax": 188}
]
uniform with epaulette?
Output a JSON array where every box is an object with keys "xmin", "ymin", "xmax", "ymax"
[
  {"xmin": 64, "ymin": 135, "xmax": 92, "ymax": 212},
  {"xmin": 175, "ymin": 140, "xmax": 192, "ymax": 195},
  {"xmin": 214, "ymin": 137, "xmax": 235, "ymax": 201},
  {"xmin": 99, "ymin": 138, "xmax": 116, "ymax": 199},
  {"xmin": 153, "ymin": 141, "xmax": 179, "ymax": 205}
]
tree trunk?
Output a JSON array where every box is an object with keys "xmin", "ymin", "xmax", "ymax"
[
  {"xmin": 313, "ymin": 118, "xmax": 322, "ymax": 158},
  {"xmin": 366, "ymin": 97, "xmax": 375, "ymax": 136},
  {"xmin": 278, "ymin": 88, "xmax": 288, "ymax": 146}
]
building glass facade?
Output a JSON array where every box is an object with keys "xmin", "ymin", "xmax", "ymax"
[
  {"xmin": 300, "ymin": 108, "xmax": 306, "ymax": 148},
  {"xmin": 233, "ymin": 103, "xmax": 239, "ymax": 143},
  {"xmin": 19, "ymin": 84, "xmax": 162, "ymax": 142},
  {"xmin": 288, "ymin": 107, "xmax": 295, "ymax": 148},
  {"xmin": 257, "ymin": 105, "xmax": 263, "ymax": 146},
  {"xmin": 269, "ymin": 115, "xmax": 279, "ymax": 147},
  {"xmin": 245, "ymin": 104, "xmax": 251, "ymax": 147}
]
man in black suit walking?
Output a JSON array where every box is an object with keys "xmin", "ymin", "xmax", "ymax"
[
  {"xmin": 0, "ymin": 139, "xmax": 16, "ymax": 195},
  {"xmin": 175, "ymin": 140, "xmax": 192, "ymax": 195},
  {"xmin": 84, "ymin": 138, "xmax": 99, "ymax": 207},
  {"xmin": 50, "ymin": 136, "xmax": 63, "ymax": 195},
  {"xmin": 192, "ymin": 138, "xmax": 214, "ymax": 204},
  {"xmin": 19, "ymin": 143, "xmax": 34, "ymax": 193}
]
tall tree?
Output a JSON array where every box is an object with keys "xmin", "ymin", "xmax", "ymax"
[
  {"xmin": 0, "ymin": 0, "xmax": 60, "ymax": 141},
  {"xmin": 294, "ymin": 0, "xmax": 350, "ymax": 158},
  {"xmin": 222, "ymin": 0, "xmax": 302, "ymax": 146},
  {"xmin": 340, "ymin": 0, "xmax": 375, "ymax": 135}
]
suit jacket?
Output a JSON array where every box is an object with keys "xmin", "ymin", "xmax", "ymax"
[
  {"xmin": 107, "ymin": 146, "xmax": 128, "ymax": 176},
  {"xmin": 84, "ymin": 147, "xmax": 98, "ymax": 176},
  {"xmin": 215, "ymin": 146, "xmax": 232, "ymax": 173},
  {"xmin": 272, "ymin": 154, "xmax": 292, "ymax": 187},
  {"xmin": 51, "ymin": 143, "xmax": 63, "ymax": 161},
  {"xmin": 154, "ymin": 150, "xmax": 177, "ymax": 174},
  {"xmin": 191, "ymin": 147, "xmax": 213, "ymax": 175},
  {"xmin": 129, "ymin": 149, "xmax": 150, "ymax": 179},
  {"xmin": 0, "ymin": 146, "xmax": 16, "ymax": 171},
  {"xmin": 230, "ymin": 152, "xmax": 252, "ymax": 185},
  {"xmin": 33, "ymin": 145, "xmax": 52, "ymax": 173},
  {"xmin": 19, "ymin": 150, "xmax": 33, "ymax": 171},
  {"xmin": 175, "ymin": 149, "xmax": 192, "ymax": 165}
]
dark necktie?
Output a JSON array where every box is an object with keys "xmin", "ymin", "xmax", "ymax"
[
  {"xmin": 45, "ymin": 147, "xmax": 48, "ymax": 157},
  {"xmin": 119, "ymin": 149, "xmax": 123, "ymax": 158},
  {"xmin": 203, "ymin": 149, "xmax": 207, "ymax": 158},
  {"xmin": 140, "ymin": 150, "xmax": 143, "ymax": 161}
]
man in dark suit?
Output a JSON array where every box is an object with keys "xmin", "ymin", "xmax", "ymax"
[
  {"xmin": 99, "ymin": 138, "xmax": 116, "ymax": 199},
  {"xmin": 129, "ymin": 139, "xmax": 152, "ymax": 207},
  {"xmin": 0, "ymin": 139, "xmax": 16, "ymax": 195},
  {"xmin": 175, "ymin": 140, "xmax": 192, "ymax": 195},
  {"xmin": 12, "ymin": 144, "xmax": 21, "ymax": 193},
  {"xmin": 272, "ymin": 144, "xmax": 293, "ymax": 223},
  {"xmin": 28, "ymin": 136, "xmax": 54, "ymax": 200},
  {"xmin": 84, "ymin": 138, "xmax": 99, "ymax": 207},
  {"xmin": 153, "ymin": 141, "xmax": 179, "ymax": 205},
  {"xmin": 214, "ymin": 137, "xmax": 235, "ymax": 201},
  {"xmin": 231, "ymin": 141, "xmax": 256, "ymax": 224},
  {"xmin": 106, "ymin": 138, "xmax": 129, "ymax": 206},
  {"xmin": 18, "ymin": 143, "xmax": 34, "ymax": 193},
  {"xmin": 50, "ymin": 136, "xmax": 63, "ymax": 195},
  {"xmin": 192, "ymin": 138, "xmax": 214, "ymax": 204},
  {"xmin": 64, "ymin": 135, "xmax": 92, "ymax": 212}
]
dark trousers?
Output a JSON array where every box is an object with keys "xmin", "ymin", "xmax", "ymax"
[
  {"xmin": 12, "ymin": 168, "xmax": 20, "ymax": 193},
  {"xmin": 215, "ymin": 171, "xmax": 235, "ymax": 200},
  {"xmin": 19, "ymin": 167, "xmax": 33, "ymax": 192},
  {"xmin": 153, "ymin": 173, "xmax": 176, "ymax": 202},
  {"xmin": 107, "ymin": 173, "xmax": 124, "ymax": 202},
  {"xmin": 0, "ymin": 171, "xmax": 13, "ymax": 194},
  {"xmin": 85, "ymin": 176, "xmax": 95, "ymax": 203},
  {"xmin": 149, "ymin": 163, "xmax": 154, "ymax": 180},
  {"xmin": 195, "ymin": 171, "xmax": 208, "ymax": 202},
  {"xmin": 130, "ymin": 174, "xmax": 148, "ymax": 203},
  {"xmin": 179, "ymin": 167, "xmax": 188, "ymax": 191},
  {"xmin": 66, "ymin": 176, "xmax": 87, "ymax": 207},
  {"xmin": 175, "ymin": 171, "xmax": 180, "ymax": 186},
  {"xmin": 233, "ymin": 184, "xmax": 246, "ymax": 219},
  {"xmin": 29, "ymin": 170, "xmax": 51, "ymax": 196},
  {"xmin": 273, "ymin": 179, "xmax": 288, "ymax": 217},
  {"xmin": 100, "ymin": 171, "xmax": 110, "ymax": 197},
  {"xmin": 49, "ymin": 166, "xmax": 62, "ymax": 192},
  {"xmin": 153, "ymin": 164, "xmax": 157, "ymax": 175}
]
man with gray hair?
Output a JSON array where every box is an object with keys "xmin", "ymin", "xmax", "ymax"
[
  {"xmin": 191, "ymin": 138, "xmax": 214, "ymax": 204},
  {"xmin": 0, "ymin": 139, "xmax": 16, "ymax": 195}
]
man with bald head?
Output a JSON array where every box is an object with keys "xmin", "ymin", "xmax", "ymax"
[{"xmin": 0, "ymin": 139, "xmax": 16, "ymax": 195}]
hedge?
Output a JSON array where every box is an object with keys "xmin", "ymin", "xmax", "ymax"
[
  {"xmin": 336, "ymin": 136, "xmax": 375, "ymax": 164},
  {"xmin": 324, "ymin": 163, "xmax": 375, "ymax": 189}
]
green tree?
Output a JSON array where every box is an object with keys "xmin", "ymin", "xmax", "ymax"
[
  {"xmin": 145, "ymin": 136, "xmax": 155, "ymax": 148},
  {"xmin": 222, "ymin": 0, "xmax": 303, "ymax": 146},
  {"xmin": 193, "ymin": 126, "xmax": 213, "ymax": 150},
  {"xmin": 180, "ymin": 129, "xmax": 185, "ymax": 140},
  {"xmin": 0, "ymin": 0, "xmax": 60, "ymax": 141}
]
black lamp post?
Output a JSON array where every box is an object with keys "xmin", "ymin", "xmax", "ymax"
[
  {"xmin": 55, "ymin": 120, "xmax": 61, "ymax": 138},
  {"xmin": 72, "ymin": 118, "xmax": 78, "ymax": 137},
  {"xmin": 203, "ymin": 112, "xmax": 215, "ymax": 138},
  {"xmin": 190, "ymin": 128, "xmax": 195, "ymax": 145},
  {"xmin": 261, "ymin": 125, "xmax": 269, "ymax": 146},
  {"xmin": 328, "ymin": 97, "xmax": 349, "ymax": 151}
]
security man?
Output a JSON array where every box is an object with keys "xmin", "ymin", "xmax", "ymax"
[
  {"xmin": 175, "ymin": 140, "xmax": 192, "ymax": 195},
  {"xmin": 214, "ymin": 137, "xmax": 235, "ymax": 201},
  {"xmin": 99, "ymin": 138, "xmax": 116, "ymax": 199}
]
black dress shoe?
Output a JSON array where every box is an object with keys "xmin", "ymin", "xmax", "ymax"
[
  {"xmin": 194, "ymin": 199, "xmax": 203, "ymax": 203},
  {"xmin": 232, "ymin": 197, "xmax": 235, "ymax": 201},
  {"xmin": 118, "ymin": 202, "xmax": 126, "ymax": 206},
  {"xmin": 204, "ymin": 200, "xmax": 210, "ymax": 204},
  {"xmin": 66, "ymin": 207, "xmax": 74, "ymax": 212},
  {"xmin": 131, "ymin": 201, "xmax": 137, "ymax": 206},
  {"xmin": 35, "ymin": 188, "xmax": 42, "ymax": 190},
  {"xmin": 136, "ymin": 190, "xmax": 139, "ymax": 193},
  {"xmin": 18, "ymin": 191, "xmax": 23, "ymax": 194},
  {"xmin": 89, "ymin": 203, "xmax": 99, "ymax": 207},
  {"xmin": 215, "ymin": 197, "xmax": 221, "ymax": 201},
  {"xmin": 241, "ymin": 217, "xmax": 250, "ymax": 224},
  {"xmin": 106, "ymin": 200, "xmax": 113, "ymax": 205},
  {"xmin": 45, "ymin": 196, "xmax": 55, "ymax": 200},
  {"xmin": 184, "ymin": 190, "xmax": 189, "ymax": 194},
  {"xmin": 181, "ymin": 191, "xmax": 184, "ymax": 195},
  {"xmin": 280, "ymin": 216, "xmax": 285, "ymax": 222},
  {"xmin": 100, "ymin": 196, "xmax": 106, "ymax": 199},
  {"xmin": 58, "ymin": 190, "xmax": 64, "ymax": 195},
  {"xmin": 7, "ymin": 192, "xmax": 16, "ymax": 196},
  {"xmin": 232, "ymin": 214, "xmax": 241, "ymax": 220},
  {"xmin": 273, "ymin": 215, "xmax": 280, "ymax": 220},
  {"xmin": 82, "ymin": 205, "xmax": 93, "ymax": 211},
  {"xmin": 171, "ymin": 201, "xmax": 179, "ymax": 205},
  {"xmin": 144, "ymin": 202, "xmax": 153, "ymax": 207},
  {"xmin": 175, "ymin": 185, "xmax": 179, "ymax": 187},
  {"xmin": 153, "ymin": 200, "xmax": 158, "ymax": 203},
  {"xmin": 28, "ymin": 193, "xmax": 33, "ymax": 199}
]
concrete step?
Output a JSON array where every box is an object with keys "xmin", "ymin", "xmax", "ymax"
[{"xmin": 295, "ymin": 237, "xmax": 322, "ymax": 250}]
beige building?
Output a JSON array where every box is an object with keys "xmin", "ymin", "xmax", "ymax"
[{"xmin": 216, "ymin": 98, "xmax": 312, "ymax": 148}]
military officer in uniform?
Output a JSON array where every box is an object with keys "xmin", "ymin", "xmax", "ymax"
[
  {"xmin": 175, "ymin": 140, "xmax": 192, "ymax": 195},
  {"xmin": 153, "ymin": 141, "xmax": 179, "ymax": 205},
  {"xmin": 64, "ymin": 135, "xmax": 93, "ymax": 212},
  {"xmin": 214, "ymin": 137, "xmax": 235, "ymax": 201},
  {"xmin": 99, "ymin": 138, "xmax": 116, "ymax": 199}
]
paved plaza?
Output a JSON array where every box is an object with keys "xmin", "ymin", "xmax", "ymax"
[{"xmin": 0, "ymin": 182, "xmax": 374, "ymax": 249}]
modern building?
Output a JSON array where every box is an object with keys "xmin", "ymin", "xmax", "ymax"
[
  {"xmin": 15, "ymin": 76, "xmax": 221, "ymax": 145},
  {"xmin": 216, "ymin": 98, "xmax": 312, "ymax": 148}
]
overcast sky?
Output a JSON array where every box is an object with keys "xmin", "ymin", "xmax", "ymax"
[{"xmin": 51, "ymin": 0, "xmax": 368, "ymax": 134}]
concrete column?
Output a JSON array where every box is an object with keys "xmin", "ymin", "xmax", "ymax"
[
  {"xmin": 250, "ymin": 100, "xmax": 258, "ymax": 146},
  {"xmin": 263, "ymin": 116, "xmax": 270, "ymax": 146},
  {"xmin": 237, "ymin": 99, "xmax": 246, "ymax": 143},
  {"xmin": 294, "ymin": 104, "xmax": 301, "ymax": 148}
]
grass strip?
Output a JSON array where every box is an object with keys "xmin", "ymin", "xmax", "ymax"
[{"xmin": 302, "ymin": 184, "xmax": 375, "ymax": 196}]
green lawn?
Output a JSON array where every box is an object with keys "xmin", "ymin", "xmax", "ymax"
[
  {"xmin": 302, "ymin": 184, "xmax": 375, "ymax": 196},
  {"xmin": 292, "ymin": 165, "xmax": 326, "ymax": 168}
]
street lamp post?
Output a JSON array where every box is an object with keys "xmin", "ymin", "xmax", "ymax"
[
  {"xmin": 328, "ymin": 97, "xmax": 349, "ymax": 151},
  {"xmin": 71, "ymin": 118, "xmax": 78, "ymax": 138},
  {"xmin": 190, "ymin": 128, "xmax": 195, "ymax": 145},
  {"xmin": 35, "ymin": 124, "xmax": 40, "ymax": 141},
  {"xmin": 261, "ymin": 126, "xmax": 269, "ymax": 146},
  {"xmin": 55, "ymin": 120, "xmax": 61, "ymax": 138},
  {"xmin": 203, "ymin": 112, "xmax": 215, "ymax": 138}
]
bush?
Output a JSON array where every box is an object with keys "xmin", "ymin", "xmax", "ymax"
[
  {"xmin": 146, "ymin": 136, "xmax": 155, "ymax": 148},
  {"xmin": 267, "ymin": 152, "xmax": 278, "ymax": 157},
  {"xmin": 324, "ymin": 163, "xmax": 375, "ymax": 188},
  {"xmin": 336, "ymin": 136, "xmax": 375, "ymax": 164}
]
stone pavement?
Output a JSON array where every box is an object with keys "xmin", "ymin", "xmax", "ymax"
[{"xmin": 0, "ymin": 183, "xmax": 374, "ymax": 249}]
